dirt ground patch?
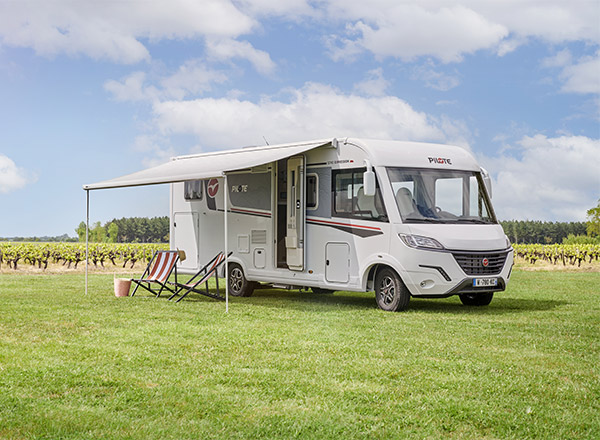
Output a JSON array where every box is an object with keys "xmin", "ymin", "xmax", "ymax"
[{"xmin": 514, "ymin": 257, "xmax": 600, "ymax": 272}]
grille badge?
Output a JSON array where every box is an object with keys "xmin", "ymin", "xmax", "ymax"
[{"xmin": 482, "ymin": 258, "xmax": 489, "ymax": 267}]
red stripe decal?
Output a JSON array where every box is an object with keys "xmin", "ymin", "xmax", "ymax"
[{"xmin": 307, "ymin": 218, "xmax": 381, "ymax": 231}]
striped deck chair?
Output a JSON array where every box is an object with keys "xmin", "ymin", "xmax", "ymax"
[
  {"xmin": 131, "ymin": 250, "xmax": 179, "ymax": 297},
  {"xmin": 169, "ymin": 251, "xmax": 231, "ymax": 302}
]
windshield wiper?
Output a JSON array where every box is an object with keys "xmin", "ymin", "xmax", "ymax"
[
  {"xmin": 455, "ymin": 218, "xmax": 492, "ymax": 224},
  {"xmin": 403, "ymin": 217, "xmax": 443, "ymax": 223}
]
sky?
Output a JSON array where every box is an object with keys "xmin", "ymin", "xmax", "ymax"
[{"xmin": 0, "ymin": 0, "xmax": 599, "ymax": 237}]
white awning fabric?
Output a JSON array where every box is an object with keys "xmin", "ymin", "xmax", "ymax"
[{"xmin": 83, "ymin": 139, "xmax": 333, "ymax": 190}]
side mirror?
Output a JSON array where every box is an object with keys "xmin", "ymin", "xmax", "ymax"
[
  {"xmin": 480, "ymin": 167, "xmax": 492, "ymax": 198},
  {"xmin": 363, "ymin": 169, "xmax": 376, "ymax": 196}
]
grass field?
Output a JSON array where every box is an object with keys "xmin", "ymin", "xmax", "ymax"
[{"xmin": 0, "ymin": 271, "xmax": 598, "ymax": 439}]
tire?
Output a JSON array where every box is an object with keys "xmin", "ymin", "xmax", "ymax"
[
  {"xmin": 459, "ymin": 292, "xmax": 494, "ymax": 306},
  {"xmin": 375, "ymin": 268, "xmax": 410, "ymax": 312},
  {"xmin": 310, "ymin": 287, "xmax": 334, "ymax": 294},
  {"xmin": 228, "ymin": 263, "xmax": 255, "ymax": 297}
]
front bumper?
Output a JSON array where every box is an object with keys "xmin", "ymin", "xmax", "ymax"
[{"xmin": 401, "ymin": 247, "xmax": 514, "ymax": 297}]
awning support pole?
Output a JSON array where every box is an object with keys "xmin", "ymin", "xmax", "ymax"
[
  {"xmin": 224, "ymin": 174, "xmax": 229, "ymax": 313},
  {"xmin": 85, "ymin": 189, "xmax": 89, "ymax": 295}
]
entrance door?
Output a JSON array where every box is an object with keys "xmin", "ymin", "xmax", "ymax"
[
  {"xmin": 173, "ymin": 212, "xmax": 199, "ymax": 271},
  {"xmin": 286, "ymin": 156, "xmax": 305, "ymax": 271}
]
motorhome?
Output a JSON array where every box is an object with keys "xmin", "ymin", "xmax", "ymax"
[{"xmin": 168, "ymin": 138, "xmax": 514, "ymax": 311}]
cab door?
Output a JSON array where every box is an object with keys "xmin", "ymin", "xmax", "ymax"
[{"xmin": 286, "ymin": 156, "xmax": 305, "ymax": 271}]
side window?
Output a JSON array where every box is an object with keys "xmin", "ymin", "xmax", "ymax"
[
  {"xmin": 184, "ymin": 180, "xmax": 203, "ymax": 200},
  {"xmin": 332, "ymin": 169, "xmax": 387, "ymax": 221},
  {"xmin": 306, "ymin": 174, "xmax": 318, "ymax": 209}
]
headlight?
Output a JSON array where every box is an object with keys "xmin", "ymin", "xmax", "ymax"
[{"xmin": 399, "ymin": 234, "xmax": 445, "ymax": 250}]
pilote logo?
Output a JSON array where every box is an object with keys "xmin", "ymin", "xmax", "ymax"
[
  {"xmin": 207, "ymin": 179, "xmax": 219, "ymax": 198},
  {"xmin": 428, "ymin": 157, "xmax": 452, "ymax": 165}
]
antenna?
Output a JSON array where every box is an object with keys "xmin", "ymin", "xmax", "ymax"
[{"xmin": 262, "ymin": 136, "xmax": 269, "ymax": 146}]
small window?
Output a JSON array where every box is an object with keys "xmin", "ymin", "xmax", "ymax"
[
  {"xmin": 184, "ymin": 180, "xmax": 203, "ymax": 200},
  {"xmin": 332, "ymin": 169, "xmax": 387, "ymax": 221},
  {"xmin": 306, "ymin": 174, "xmax": 318, "ymax": 209}
]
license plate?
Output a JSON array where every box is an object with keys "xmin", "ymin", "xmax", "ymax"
[{"xmin": 472, "ymin": 278, "xmax": 498, "ymax": 287}]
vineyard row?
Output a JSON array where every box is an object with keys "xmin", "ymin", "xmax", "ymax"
[
  {"xmin": 1, "ymin": 242, "xmax": 598, "ymax": 271},
  {"xmin": 513, "ymin": 243, "xmax": 600, "ymax": 267},
  {"xmin": 0, "ymin": 242, "xmax": 168, "ymax": 270}
]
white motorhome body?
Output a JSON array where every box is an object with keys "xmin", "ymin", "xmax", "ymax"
[{"xmin": 170, "ymin": 138, "xmax": 513, "ymax": 311}]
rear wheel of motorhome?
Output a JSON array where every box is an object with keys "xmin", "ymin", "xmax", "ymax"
[
  {"xmin": 459, "ymin": 292, "xmax": 494, "ymax": 306},
  {"xmin": 228, "ymin": 263, "xmax": 255, "ymax": 297},
  {"xmin": 375, "ymin": 268, "xmax": 410, "ymax": 312}
]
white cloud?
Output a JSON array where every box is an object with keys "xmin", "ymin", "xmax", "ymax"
[
  {"xmin": 237, "ymin": 0, "xmax": 316, "ymax": 18},
  {"xmin": 353, "ymin": 68, "xmax": 390, "ymax": 96},
  {"xmin": 411, "ymin": 64, "xmax": 461, "ymax": 91},
  {"xmin": 541, "ymin": 50, "xmax": 600, "ymax": 95},
  {"xmin": 560, "ymin": 53, "xmax": 600, "ymax": 94},
  {"xmin": 0, "ymin": 0, "xmax": 255, "ymax": 63},
  {"xmin": 151, "ymin": 82, "xmax": 470, "ymax": 149},
  {"xmin": 133, "ymin": 135, "xmax": 177, "ymax": 168},
  {"xmin": 104, "ymin": 63, "xmax": 228, "ymax": 102},
  {"xmin": 206, "ymin": 38, "xmax": 276, "ymax": 75},
  {"xmin": 481, "ymin": 134, "xmax": 600, "ymax": 221},
  {"xmin": 1, "ymin": 0, "xmax": 598, "ymax": 69},
  {"xmin": 330, "ymin": 5, "xmax": 508, "ymax": 63},
  {"xmin": 542, "ymin": 49, "xmax": 573, "ymax": 68},
  {"xmin": 325, "ymin": 1, "xmax": 599, "ymax": 63},
  {"xmin": 160, "ymin": 61, "xmax": 229, "ymax": 100},
  {"xmin": 0, "ymin": 154, "xmax": 35, "ymax": 193},
  {"xmin": 104, "ymin": 72, "xmax": 153, "ymax": 102}
]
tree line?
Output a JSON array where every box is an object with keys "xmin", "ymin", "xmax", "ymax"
[
  {"xmin": 499, "ymin": 220, "xmax": 587, "ymax": 244},
  {"xmin": 75, "ymin": 217, "xmax": 169, "ymax": 243},
  {"xmin": 500, "ymin": 200, "xmax": 600, "ymax": 244}
]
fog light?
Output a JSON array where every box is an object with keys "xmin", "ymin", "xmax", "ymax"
[{"xmin": 420, "ymin": 280, "xmax": 435, "ymax": 289}]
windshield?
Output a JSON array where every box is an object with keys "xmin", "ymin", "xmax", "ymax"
[{"xmin": 387, "ymin": 167, "xmax": 497, "ymax": 224}]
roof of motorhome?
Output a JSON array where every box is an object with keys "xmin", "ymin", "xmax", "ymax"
[
  {"xmin": 346, "ymin": 138, "xmax": 479, "ymax": 170},
  {"xmin": 83, "ymin": 138, "xmax": 478, "ymax": 190}
]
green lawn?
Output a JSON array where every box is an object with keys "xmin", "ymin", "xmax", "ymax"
[{"xmin": 0, "ymin": 271, "xmax": 598, "ymax": 439}]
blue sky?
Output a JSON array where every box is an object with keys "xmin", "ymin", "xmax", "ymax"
[{"xmin": 1, "ymin": 0, "xmax": 599, "ymax": 237}]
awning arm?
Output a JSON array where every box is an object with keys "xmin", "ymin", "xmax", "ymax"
[
  {"xmin": 224, "ymin": 173, "xmax": 229, "ymax": 313},
  {"xmin": 85, "ymin": 190, "xmax": 89, "ymax": 295}
]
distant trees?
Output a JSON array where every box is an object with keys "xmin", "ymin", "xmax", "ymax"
[
  {"xmin": 76, "ymin": 217, "xmax": 169, "ymax": 243},
  {"xmin": 499, "ymin": 220, "xmax": 586, "ymax": 244},
  {"xmin": 587, "ymin": 200, "xmax": 600, "ymax": 238}
]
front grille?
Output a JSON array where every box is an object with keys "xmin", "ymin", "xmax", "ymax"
[{"xmin": 453, "ymin": 251, "xmax": 508, "ymax": 276}]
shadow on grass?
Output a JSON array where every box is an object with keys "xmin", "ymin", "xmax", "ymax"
[{"xmin": 171, "ymin": 287, "xmax": 567, "ymax": 315}]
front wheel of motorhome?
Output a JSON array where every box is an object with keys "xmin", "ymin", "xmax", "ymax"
[
  {"xmin": 228, "ymin": 263, "xmax": 255, "ymax": 297},
  {"xmin": 459, "ymin": 292, "xmax": 494, "ymax": 306},
  {"xmin": 375, "ymin": 268, "xmax": 410, "ymax": 312}
]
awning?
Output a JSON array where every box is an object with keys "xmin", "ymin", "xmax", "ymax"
[{"xmin": 83, "ymin": 138, "xmax": 334, "ymax": 190}]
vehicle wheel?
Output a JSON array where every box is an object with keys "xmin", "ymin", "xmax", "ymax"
[
  {"xmin": 375, "ymin": 268, "xmax": 410, "ymax": 312},
  {"xmin": 228, "ymin": 263, "xmax": 255, "ymax": 297},
  {"xmin": 311, "ymin": 287, "xmax": 334, "ymax": 294},
  {"xmin": 459, "ymin": 292, "xmax": 494, "ymax": 306}
]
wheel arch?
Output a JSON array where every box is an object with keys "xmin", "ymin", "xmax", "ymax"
[{"xmin": 361, "ymin": 257, "xmax": 410, "ymax": 293}]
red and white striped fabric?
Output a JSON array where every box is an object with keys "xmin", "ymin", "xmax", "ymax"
[
  {"xmin": 147, "ymin": 251, "xmax": 178, "ymax": 282},
  {"xmin": 180, "ymin": 252, "xmax": 224, "ymax": 288},
  {"xmin": 208, "ymin": 252, "xmax": 225, "ymax": 273}
]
